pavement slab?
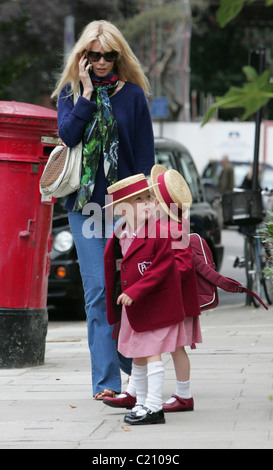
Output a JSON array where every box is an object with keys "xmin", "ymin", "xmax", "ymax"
[{"xmin": 0, "ymin": 303, "xmax": 273, "ymax": 450}]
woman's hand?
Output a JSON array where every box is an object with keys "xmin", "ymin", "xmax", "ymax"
[
  {"xmin": 79, "ymin": 53, "xmax": 93, "ymax": 100},
  {"xmin": 117, "ymin": 293, "xmax": 133, "ymax": 306}
]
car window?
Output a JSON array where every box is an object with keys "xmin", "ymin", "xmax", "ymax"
[
  {"xmin": 202, "ymin": 163, "xmax": 219, "ymax": 186},
  {"xmin": 155, "ymin": 148, "xmax": 203, "ymax": 202},
  {"xmin": 203, "ymin": 163, "xmax": 216, "ymax": 179},
  {"xmin": 177, "ymin": 151, "xmax": 203, "ymax": 202},
  {"xmin": 154, "ymin": 150, "xmax": 176, "ymax": 170}
]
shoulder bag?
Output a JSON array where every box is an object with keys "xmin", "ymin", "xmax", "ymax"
[{"xmin": 39, "ymin": 141, "xmax": 82, "ymax": 198}]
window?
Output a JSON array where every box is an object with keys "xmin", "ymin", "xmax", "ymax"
[
  {"xmin": 155, "ymin": 150, "xmax": 176, "ymax": 170},
  {"xmin": 202, "ymin": 163, "xmax": 219, "ymax": 186},
  {"xmin": 178, "ymin": 151, "xmax": 203, "ymax": 202},
  {"xmin": 155, "ymin": 146, "xmax": 204, "ymax": 202}
]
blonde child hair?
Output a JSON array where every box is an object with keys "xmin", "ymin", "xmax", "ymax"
[{"xmin": 51, "ymin": 20, "xmax": 150, "ymax": 102}]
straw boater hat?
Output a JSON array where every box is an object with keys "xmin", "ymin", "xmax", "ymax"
[
  {"xmin": 103, "ymin": 173, "xmax": 159, "ymax": 208},
  {"xmin": 150, "ymin": 164, "xmax": 192, "ymax": 223}
]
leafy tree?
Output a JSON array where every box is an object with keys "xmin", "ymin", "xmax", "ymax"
[
  {"xmin": 216, "ymin": 0, "xmax": 273, "ymax": 28},
  {"xmin": 0, "ymin": 0, "xmax": 119, "ymax": 103},
  {"xmin": 202, "ymin": 65, "xmax": 273, "ymax": 125},
  {"xmin": 0, "ymin": 0, "xmax": 206, "ymax": 117},
  {"xmin": 202, "ymin": 0, "xmax": 273, "ymax": 124},
  {"xmin": 115, "ymin": 0, "xmax": 207, "ymax": 120},
  {"xmin": 190, "ymin": 7, "xmax": 249, "ymax": 120}
]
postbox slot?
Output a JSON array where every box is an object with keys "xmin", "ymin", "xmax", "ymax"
[
  {"xmin": 42, "ymin": 146, "xmax": 55, "ymax": 156},
  {"xmin": 40, "ymin": 136, "xmax": 60, "ymax": 159}
]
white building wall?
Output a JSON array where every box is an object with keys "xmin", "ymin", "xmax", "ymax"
[{"xmin": 153, "ymin": 121, "xmax": 273, "ymax": 174}]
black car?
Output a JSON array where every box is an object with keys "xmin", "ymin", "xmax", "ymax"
[{"xmin": 47, "ymin": 138, "xmax": 223, "ymax": 318}]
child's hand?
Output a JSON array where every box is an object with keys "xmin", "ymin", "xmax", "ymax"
[{"xmin": 117, "ymin": 293, "xmax": 133, "ymax": 306}]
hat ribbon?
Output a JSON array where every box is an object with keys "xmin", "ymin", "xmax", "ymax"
[
  {"xmin": 111, "ymin": 179, "xmax": 149, "ymax": 203},
  {"xmin": 157, "ymin": 173, "xmax": 183, "ymax": 218}
]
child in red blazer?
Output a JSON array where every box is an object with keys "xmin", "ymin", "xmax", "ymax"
[
  {"xmin": 103, "ymin": 174, "xmax": 188, "ymax": 425},
  {"xmin": 150, "ymin": 165, "xmax": 202, "ymax": 412},
  {"xmin": 104, "ymin": 168, "xmax": 202, "ymax": 413}
]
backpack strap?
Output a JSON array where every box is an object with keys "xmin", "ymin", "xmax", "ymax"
[
  {"xmin": 242, "ymin": 287, "xmax": 268, "ymax": 310},
  {"xmin": 217, "ymin": 277, "xmax": 268, "ymax": 310}
]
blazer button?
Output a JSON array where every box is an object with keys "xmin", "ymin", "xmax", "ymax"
[
  {"xmin": 122, "ymin": 265, "xmax": 127, "ymax": 272},
  {"xmin": 123, "ymin": 280, "xmax": 128, "ymax": 286}
]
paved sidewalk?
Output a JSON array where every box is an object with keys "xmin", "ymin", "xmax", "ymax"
[{"xmin": 0, "ymin": 302, "xmax": 273, "ymax": 449}]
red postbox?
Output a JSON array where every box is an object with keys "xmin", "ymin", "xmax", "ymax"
[{"xmin": 0, "ymin": 101, "xmax": 58, "ymax": 368}]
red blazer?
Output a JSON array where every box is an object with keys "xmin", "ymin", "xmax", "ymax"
[
  {"xmin": 104, "ymin": 218, "xmax": 185, "ymax": 333},
  {"xmin": 168, "ymin": 219, "xmax": 201, "ymax": 317}
]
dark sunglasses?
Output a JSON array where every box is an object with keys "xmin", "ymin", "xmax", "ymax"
[{"xmin": 85, "ymin": 50, "xmax": 118, "ymax": 63}]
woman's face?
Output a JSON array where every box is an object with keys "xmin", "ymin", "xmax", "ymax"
[{"xmin": 87, "ymin": 40, "xmax": 116, "ymax": 77}]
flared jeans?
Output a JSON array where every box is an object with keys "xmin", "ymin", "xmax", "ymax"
[{"xmin": 68, "ymin": 208, "xmax": 132, "ymax": 396}]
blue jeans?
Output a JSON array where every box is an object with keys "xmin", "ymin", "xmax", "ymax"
[{"xmin": 68, "ymin": 208, "xmax": 132, "ymax": 396}]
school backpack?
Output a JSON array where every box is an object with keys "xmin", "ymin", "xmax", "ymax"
[{"xmin": 189, "ymin": 233, "xmax": 268, "ymax": 311}]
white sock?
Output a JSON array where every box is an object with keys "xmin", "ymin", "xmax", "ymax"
[
  {"xmin": 132, "ymin": 363, "xmax": 147, "ymax": 407},
  {"xmin": 125, "ymin": 375, "xmax": 137, "ymax": 398},
  {"xmin": 176, "ymin": 380, "xmax": 192, "ymax": 399},
  {"xmin": 165, "ymin": 380, "xmax": 192, "ymax": 404},
  {"xmin": 132, "ymin": 404, "xmax": 144, "ymax": 413},
  {"xmin": 144, "ymin": 361, "xmax": 164, "ymax": 413}
]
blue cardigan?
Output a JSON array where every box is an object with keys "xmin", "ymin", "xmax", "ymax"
[{"xmin": 57, "ymin": 81, "xmax": 155, "ymax": 210}]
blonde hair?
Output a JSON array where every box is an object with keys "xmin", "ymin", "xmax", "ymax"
[{"xmin": 51, "ymin": 20, "xmax": 150, "ymax": 101}]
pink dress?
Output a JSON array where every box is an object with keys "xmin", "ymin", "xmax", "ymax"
[
  {"xmin": 183, "ymin": 317, "xmax": 202, "ymax": 350},
  {"xmin": 117, "ymin": 225, "xmax": 189, "ymax": 359}
]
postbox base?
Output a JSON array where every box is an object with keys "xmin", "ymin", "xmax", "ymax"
[{"xmin": 0, "ymin": 308, "xmax": 48, "ymax": 368}]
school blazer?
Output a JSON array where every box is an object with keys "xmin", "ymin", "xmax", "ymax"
[{"xmin": 104, "ymin": 218, "xmax": 185, "ymax": 333}]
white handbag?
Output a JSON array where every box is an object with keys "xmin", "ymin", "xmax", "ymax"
[{"xmin": 39, "ymin": 141, "xmax": 82, "ymax": 198}]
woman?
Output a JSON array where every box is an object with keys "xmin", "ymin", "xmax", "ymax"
[{"xmin": 51, "ymin": 20, "xmax": 155, "ymax": 399}]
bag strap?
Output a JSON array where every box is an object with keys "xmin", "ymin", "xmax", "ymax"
[
  {"xmin": 209, "ymin": 275, "xmax": 268, "ymax": 310},
  {"xmin": 223, "ymin": 278, "xmax": 268, "ymax": 310},
  {"xmin": 242, "ymin": 287, "xmax": 268, "ymax": 310}
]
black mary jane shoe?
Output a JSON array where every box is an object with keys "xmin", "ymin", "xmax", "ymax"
[{"xmin": 124, "ymin": 407, "xmax": 165, "ymax": 425}]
